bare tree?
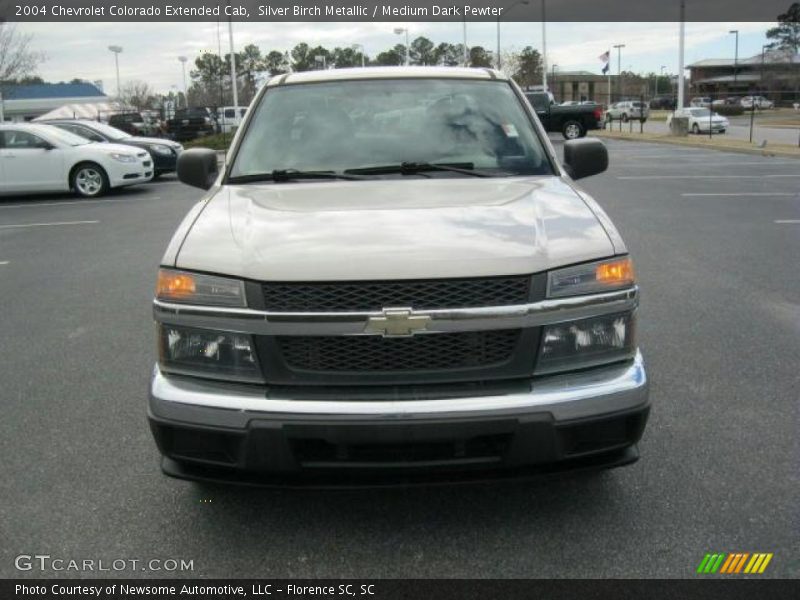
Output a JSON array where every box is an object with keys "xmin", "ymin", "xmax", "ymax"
[
  {"xmin": 0, "ymin": 23, "xmax": 45, "ymax": 82},
  {"xmin": 119, "ymin": 80, "xmax": 155, "ymax": 111}
]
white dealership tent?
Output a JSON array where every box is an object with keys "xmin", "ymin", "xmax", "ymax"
[{"xmin": 33, "ymin": 101, "xmax": 133, "ymax": 122}]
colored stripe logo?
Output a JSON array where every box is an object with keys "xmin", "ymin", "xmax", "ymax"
[{"xmin": 696, "ymin": 553, "xmax": 773, "ymax": 574}]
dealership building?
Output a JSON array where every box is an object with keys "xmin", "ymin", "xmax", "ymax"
[
  {"xmin": 0, "ymin": 82, "xmax": 109, "ymax": 123},
  {"xmin": 688, "ymin": 49, "xmax": 800, "ymax": 103}
]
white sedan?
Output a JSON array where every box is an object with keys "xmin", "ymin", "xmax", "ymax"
[
  {"xmin": 667, "ymin": 108, "xmax": 729, "ymax": 134},
  {"xmin": 0, "ymin": 123, "xmax": 153, "ymax": 198}
]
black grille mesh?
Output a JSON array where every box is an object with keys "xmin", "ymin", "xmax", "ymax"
[
  {"xmin": 278, "ymin": 330, "xmax": 520, "ymax": 372},
  {"xmin": 262, "ymin": 276, "xmax": 531, "ymax": 312}
]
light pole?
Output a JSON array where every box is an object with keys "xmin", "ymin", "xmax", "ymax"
[
  {"xmin": 551, "ymin": 64, "xmax": 557, "ymax": 100},
  {"xmin": 729, "ymin": 30, "xmax": 739, "ymax": 88},
  {"xmin": 659, "ymin": 65, "xmax": 666, "ymax": 96},
  {"xmin": 613, "ymin": 44, "xmax": 625, "ymax": 99},
  {"xmin": 178, "ymin": 56, "xmax": 188, "ymax": 107},
  {"xmin": 393, "ymin": 28, "xmax": 410, "ymax": 66},
  {"xmin": 541, "ymin": 0, "xmax": 548, "ymax": 90},
  {"xmin": 678, "ymin": 0, "xmax": 685, "ymax": 109},
  {"xmin": 227, "ymin": 8, "xmax": 238, "ymax": 110},
  {"xmin": 352, "ymin": 44, "xmax": 366, "ymax": 67},
  {"xmin": 108, "ymin": 45, "xmax": 123, "ymax": 101},
  {"xmin": 496, "ymin": 0, "xmax": 529, "ymax": 70},
  {"xmin": 462, "ymin": 17, "xmax": 469, "ymax": 66}
]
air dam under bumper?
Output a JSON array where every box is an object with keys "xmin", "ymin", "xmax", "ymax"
[{"xmin": 148, "ymin": 352, "xmax": 649, "ymax": 486}]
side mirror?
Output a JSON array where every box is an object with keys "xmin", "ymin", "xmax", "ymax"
[
  {"xmin": 562, "ymin": 138, "xmax": 608, "ymax": 180},
  {"xmin": 38, "ymin": 142, "xmax": 56, "ymax": 150},
  {"xmin": 177, "ymin": 148, "xmax": 219, "ymax": 190}
]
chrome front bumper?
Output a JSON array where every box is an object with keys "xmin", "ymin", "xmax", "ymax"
[{"xmin": 149, "ymin": 351, "xmax": 647, "ymax": 426}]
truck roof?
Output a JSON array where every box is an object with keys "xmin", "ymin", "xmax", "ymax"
[{"xmin": 266, "ymin": 66, "xmax": 509, "ymax": 87}]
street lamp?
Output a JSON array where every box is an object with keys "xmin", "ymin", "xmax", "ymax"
[
  {"xmin": 393, "ymin": 28, "xmax": 410, "ymax": 66},
  {"xmin": 352, "ymin": 44, "xmax": 366, "ymax": 68},
  {"xmin": 541, "ymin": 0, "xmax": 548, "ymax": 90},
  {"xmin": 496, "ymin": 0, "xmax": 529, "ymax": 70},
  {"xmin": 613, "ymin": 44, "xmax": 625, "ymax": 100},
  {"xmin": 659, "ymin": 65, "xmax": 666, "ymax": 96},
  {"xmin": 108, "ymin": 45, "xmax": 123, "ymax": 101},
  {"xmin": 177, "ymin": 56, "xmax": 188, "ymax": 108},
  {"xmin": 551, "ymin": 64, "xmax": 557, "ymax": 100},
  {"xmin": 729, "ymin": 30, "xmax": 739, "ymax": 87}
]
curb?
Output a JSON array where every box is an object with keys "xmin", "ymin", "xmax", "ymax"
[{"xmin": 591, "ymin": 132, "xmax": 800, "ymax": 159}]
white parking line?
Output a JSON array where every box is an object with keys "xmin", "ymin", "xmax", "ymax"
[
  {"xmin": 682, "ymin": 192, "xmax": 798, "ymax": 197},
  {"xmin": 774, "ymin": 220, "xmax": 800, "ymax": 224},
  {"xmin": 0, "ymin": 220, "xmax": 99, "ymax": 230},
  {"xmin": 618, "ymin": 174, "xmax": 800, "ymax": 180},
  {"xmin": 0, "ymin": 197, "xmax": 161, "ymax": 210},
  {"xmin": 619, "ymin": 161, "xmax": 800, "ymax": 168},
  {"xmin": 0, "ymin": 261, "xmax": 8, "ymax": 265}
]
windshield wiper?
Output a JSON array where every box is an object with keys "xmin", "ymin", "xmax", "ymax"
[
  {"xmin": 228, "ymin": 169, "xmax": 364, "ymax": 184},
  {"xmin": 344, "ymin": 162, "xmax": 496, "ymax": 178}
]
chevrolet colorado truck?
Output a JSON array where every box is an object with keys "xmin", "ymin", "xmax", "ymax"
[{"xmin": 149, "ymin": 67, "xmax": 649, "ymax": 485}]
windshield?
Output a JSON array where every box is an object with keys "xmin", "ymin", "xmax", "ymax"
[
  {"xmin": 90, "ymin": 121, "xmax": 132, "ymax": 140},
  {"xmin": 41, "ymin": 126, "xmax": 91, "ymax": 146},
  {"xmin": 231, "ymin": 79, "xmax": 553, "ymax": 179},
  {"xmin": 689, "ymin": 109, "xmax": 713, "ymax": 117}
]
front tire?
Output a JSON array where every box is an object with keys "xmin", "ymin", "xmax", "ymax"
[
  {"xmin": 692, "ymin": 123, "xmax": 701, "ymax": 134},
  {"xmin": 562, "ymin": 120, "xmax": 585, "ymax": 140},
  {"xmin": 622, "ymin": 113, "xmax": 629, "ymax": 123},
  {"xmin": 71, "ymin": 163, "xmax": 109, "ymax": 198}
]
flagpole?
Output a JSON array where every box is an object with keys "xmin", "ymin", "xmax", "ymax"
[{"xmin": 607, "ymin": 49, "xmax": 611, "ymax": 105}]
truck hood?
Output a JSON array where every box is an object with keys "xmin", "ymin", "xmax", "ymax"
[{"xmin": 175, "ymin": 177, "xmax": 615, "ymax": 281}]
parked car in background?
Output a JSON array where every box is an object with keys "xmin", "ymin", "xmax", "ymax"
[
  {"xmin": 667, "ymin": 108, "xmax": 729, "ymax": 134},
  {"xmin": 524, "ymin": 91, "xmax": 604, "ymax": 139},
  {"xmin": 165, "ymin": 107, "xmax": 216, "ymax": 141},
  {"xmin": 0, "ymin": 123, "xmax": 153, "ymax": 197},
  {"xmin": 740, "ymin": 96, "xmax": 774, "ymax": 110},
  {"xmin": 649, "ymin": 95, "xmax": 677, "ymax": 110},
  {"xmin": 690, "ymin": 97, "xmax": 712, "ymax": 108},
  {"xmin": 560, "ymin": 100, "xmax": 580, "ymax": 106},
  {"xmin": 108, "ymin": 112, "xmax": 147, "ymax": 136},
  {"xmin": 219, "ymin": 106, "xmax": 248, "ymax": 134},
  {"xmin": 151, "ymin": 67, "xmax": 649, "ymax": 483},
  {"xmin": 606, "ymin": 101, "xmax": 650, "ymax": 123},
  {"xmin": 42, "ymin": 119, "xmax": 183, "ymax": 177},
  {"xmin": 712, "ymin": 97, "xmax": 741, "ymax": 107}
]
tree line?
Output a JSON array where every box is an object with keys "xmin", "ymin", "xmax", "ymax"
[{"xmin": 185, "ymin": 39, "xmax": 545, "ymax": 107}]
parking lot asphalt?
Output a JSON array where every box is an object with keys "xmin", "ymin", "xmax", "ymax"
[{"xmin": 2, "ymin": 140, "xmax": 798, "ymax": 579}]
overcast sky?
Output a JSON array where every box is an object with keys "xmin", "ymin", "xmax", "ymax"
[{"xmin": 17, "ymin": 21, "xmax": 773, "ymax": 93}]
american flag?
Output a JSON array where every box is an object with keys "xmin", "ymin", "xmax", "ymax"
[{"xmin": 599, "ymin": 50, "xmax": 610, "ymax": 74}]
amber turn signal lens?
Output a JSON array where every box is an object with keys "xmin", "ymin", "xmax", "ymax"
[
  {"xmin": 596, "ymin": 258, "xmax": 634, "ymax": 285},
  {"xmin": 157, "ymin": 269, "xmax": 196, "ymax": 299}
]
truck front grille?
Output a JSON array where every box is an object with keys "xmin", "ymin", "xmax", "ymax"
[
  {"xmin": 278, "ymin": 330, "xmax": 520, "ymax": 372},
  {"xmin": 262, "ymin": 276, "xmax": 531, "ymax": 312}
]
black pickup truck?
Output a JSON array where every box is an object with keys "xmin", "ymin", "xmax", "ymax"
[
  {"xmin": 524, "ymin": 92, "xmax": 604, "ymax": 139},
  {"xmin": 165, "ymin": 107, "xmax": 216, "ymax": 142}
]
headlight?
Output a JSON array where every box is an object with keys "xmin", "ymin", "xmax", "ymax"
[
  {"xmin": 547, "ymin": 257, "xmax": 635, "ymax": 298},
  {"xmin": 158, "ymin": 324, "xmax": 262, "ymax": 382},
  {"xmin": 148, "ymin": 144, "xmax": 172, "ymax": 155},
  {"xmin": 535, "ymin": 312, "xmax": 636, "ymax": 375},
  {"xmin": 156, "ymin": 269, "xmax": 246, "ymax": 307},
  {"xmin": 110, "ymin": 152, "xmax": 137, "ymax": 163}
]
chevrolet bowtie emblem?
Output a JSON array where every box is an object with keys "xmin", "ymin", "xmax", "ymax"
[{"xmin": 364, "ymin": 308, "xmax": 432, "ymax": 337}]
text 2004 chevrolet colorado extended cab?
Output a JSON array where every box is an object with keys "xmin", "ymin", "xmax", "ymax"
[{"xmin": 149, "ymin": 67, "xmax": 649, "ymax": 485}]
